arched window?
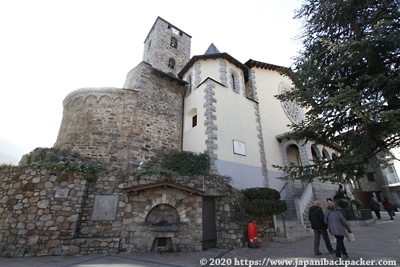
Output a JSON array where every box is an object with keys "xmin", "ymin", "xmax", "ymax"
[
  {"xmin": 168, "ymin": 58, "xmax": 175, "ymax": 69},
  {"xmin": 170, "ymin": 36, "xmax": 178, "ymax": 48},
  {"xmin": 148, "ymin": 40, "xmax": 151, "ymax": 51},
  {"xmin": 287, "ymin": 144, "xmax": 302, "ymax": 166},
  {"xmin": 230, "ymin": 71, "xmax": 240, "ymax": 92},
  {"xmin": 311, "ymin": 146, "xmax": 319, "ymax": 163},
  {"xmin": 186, "ymin": 75, "xmax": 192, "ymax": 94},
  {"xmin": 322, "ymin": 149, "xmax": 331, "ymax": 161},
  {"xmin": 231, "ymin": 74, "xmax": 236, "ymax": 90}
]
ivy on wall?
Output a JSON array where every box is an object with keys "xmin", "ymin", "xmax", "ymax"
[
  {"xmin": 161, "ymin": 150, "xmax": 209, "ymax": 175},
  {"xmin": 20, "ymin": 148, "xmax": 105, "ymax": 181},
  {"xmin": 136, "ymin": 150, "xmax": 210, "ymax": 176},
  {"xmin": 2, "ymin": 148, "xmax": 210, "ymax": 180}
]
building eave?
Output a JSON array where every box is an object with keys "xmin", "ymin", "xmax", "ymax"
[
  {"xmin": 178, "ymin": 53, "xmax": 249, "ymax": 82},
  {"xmin": 245, "ymin": 59, "xmax": 289, "ymax": 72},
  {"xmin": 275, "ymin": 131, "xmax": 341, "ymax": 151}
]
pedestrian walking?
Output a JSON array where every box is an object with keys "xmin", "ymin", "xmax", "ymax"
[
  {"xmin": 308, "ymin": 200, "xmax": 335, "ymax": 255},
  {"xmin": 325, "ymin": 202, "xmax": 352, "ymax": 260},
  {"xmin": 382, "ymin": 198, "xmax": 394, "ymax": 220},
  {"xmin": 369, "ymin": 198, "xmax": 381, "ymax": 219},
  {"xmin": 335, "ymin": 184, "xmax": 346, "ymax": 199}
]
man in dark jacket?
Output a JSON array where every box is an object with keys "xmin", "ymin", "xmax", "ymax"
[
  {"xmin": 308, "ymin": 200, "xmax": 335, "ymax": 255},
  {"xmin": 369, "ymin": 198, "xmax": 381, "ymax": 219},
  {"xmin": 382, "ymin": 198, "xmax": 394, "ymax": 220}
]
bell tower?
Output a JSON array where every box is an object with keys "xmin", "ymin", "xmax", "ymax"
[{"xmin": 142, "ymin": 17, "xmax": 191, "ymax": 76}]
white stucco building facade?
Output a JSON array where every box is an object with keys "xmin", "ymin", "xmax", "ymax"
[{"xmin": 142, "ymin": 17, "xmax": 399, "ymax": 228}]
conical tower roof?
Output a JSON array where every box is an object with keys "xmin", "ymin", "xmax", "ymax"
[{"xmin": 204, "ymin": 43, "xmax": 220, "ymax": 55}]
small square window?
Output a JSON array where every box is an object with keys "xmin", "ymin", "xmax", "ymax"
[
  {"xmin": 367, "ymin": 172, "xmax": 375, "ymax": 182},
  {"xmin": 171, "ymin": 27, "xmax": 180, "ymax": 36},
  {"xmin": 192, "ymin": 115, "xmax": 197, "ymax": 127}
]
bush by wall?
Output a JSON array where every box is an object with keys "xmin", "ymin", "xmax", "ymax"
[{"xmin": 240, "ymin": 187, "xmax": 287, "ymax": 218}]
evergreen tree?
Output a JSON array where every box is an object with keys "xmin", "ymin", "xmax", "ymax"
[{"xmin": 275, "ymin": 0, "xmax": 400, "ymax": 182}]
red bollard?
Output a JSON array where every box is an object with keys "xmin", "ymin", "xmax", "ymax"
[{"xmin": 247, "ymin": 221, "xmax": 259, "ymax": 248}]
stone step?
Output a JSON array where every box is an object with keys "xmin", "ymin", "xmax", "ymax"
[
  {"xmin": 275, "ymin": 223, "xmax": 311, "ymax": 234},
  {"xmin": 275, "ymin": 219, "xmax": 301, "ymax": 227},
  {"xmin": 272, "ymin": 232, "xmax": 313, "ymax": 243},
  {"xmin": 274, "ymin": 219, "xmax": 313, "ymax": 243}
]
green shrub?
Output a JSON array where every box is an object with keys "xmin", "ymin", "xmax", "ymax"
[
  {"xmin": 351, "ymin": 199, "xmax": 362, "ymax": 209},
  {"xmin": 25, "ymin": 148, "xmax": 105, "ymax": 181},
  {"xmin": 242, "ymin": 187, "xmax": 281, "ymax": 201},
  {"xmin": 337, "ymin": 198, "xmax": 351, "ymax": 209},
  {"xmin": 242, "ymin": 199, "xmax": 287, "ymax": 217},
  {"xmin": 240, "ymin": 187, "xmax": 287, "ymax": 218}
]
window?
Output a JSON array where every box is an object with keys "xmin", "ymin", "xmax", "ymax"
[
  {"xmin": 187, "ymin": 108, "xmax": 197, "ymax": 130},
  {"xmin": 230, "ymin": 71, "xmax": 240, "ymax": 92},
  {"xmin": 192, "ymin": 115, "xmax": 197, "ymax": 127},
  {"xmin": 168, "ymin": 58, "xmax": 175, "ymax": 69},
  {"xmin": 350, "ymin": 179, "xmax": 361, "ymax": 190},
  {"xmin": 186, "ymin": 75, "xmax": 192, "ymax": 94},
  {"xmin": 169, "ymin": 25, "xmax": 181, "ymax": 36},
  {"xmin": 367, "ymin": 172, "xmax": 375, "ymax": 182},
  {"xmin": 170, "ymin": 36, "xmax": 178, "ymax": 48},
  {"xmin": 386, "ymin": 165, "xmax": 400, "ymax": 185},
  {"xmin": 287, "ymin": 144, "xmax": 302, "ymax": 166}
]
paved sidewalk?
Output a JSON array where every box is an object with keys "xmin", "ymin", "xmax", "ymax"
[{"xmin": 1, "ymin": 216, "xmax": 399, "ymax": 267}]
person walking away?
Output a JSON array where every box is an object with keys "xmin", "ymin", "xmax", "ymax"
[
  {"xmin": 308, "ymin": 201, "xmax": 335, "ymax": 255},
  {"xmin": 336, "ymin": 184, "xmax": 346, "ymax": 199},
  {"xmin": 369, "ymin": 198, "xmax": 381, "ymax": 219},
  {"xmin": 382, "ymin": 198, "xmax": 394, "ymax": 220},
  {"xmin": 325, "ymin": 202, "xmax": 352, "ymax": 260}
]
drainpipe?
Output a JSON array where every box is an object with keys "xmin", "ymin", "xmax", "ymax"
[{"xmin": 180, "ymin": 82, "xmax": 188, "ymax": 151}]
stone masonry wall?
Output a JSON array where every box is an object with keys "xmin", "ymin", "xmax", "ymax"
[
  {"xmin": 0, "ymin": 166, "xmax": 88, "ymax": 257},
  {"xmin": 142, "ymin": 17, "xmax": 191, "ymax": 77},
  {"xmin": 123, "ymin": 187, "xmax": 203, "ymax": 252},
  {"xmin": 55, "ymin": 62, "xmax": 186, "ymax": 169},
  {"xmin": 0, "ymin": 166, "xmax": 265, "ymax": 257}
]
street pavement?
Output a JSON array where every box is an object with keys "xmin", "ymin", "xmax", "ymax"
[{"xmin": 1, "ymin": 213, "xmax": 399, "ymax": 267}]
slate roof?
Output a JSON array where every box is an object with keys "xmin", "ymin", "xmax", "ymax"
[
  {"xmin": 204, "ymin": 43, "xmax": 221, "ymax": 55},
  {"xmin": 178, "ymin": 43, "xmax": 249, "ymax": 81}
]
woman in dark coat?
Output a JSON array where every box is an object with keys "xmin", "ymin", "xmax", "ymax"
[{"xmin": 324, "ymin": 202, "xmax": 352, "ymax": 260}]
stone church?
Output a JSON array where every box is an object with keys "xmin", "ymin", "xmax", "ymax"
[
  {"xmin": 53, "ymin": 15, "xmax": 400, "ymax": 226},
  {"xmin": 55, "ymin": 16, "xmax": 346, "ymax": 206},
  {"xmin": 1, "ymin": 16, "xmax": 397, "ymax": 257},
  {"xmin": 53, "ymin": 16, "xmax": 343, "ymax": 241},
  {"xmin": 55, "ymin": 17, "xmax": 338, "ymax": 192}
]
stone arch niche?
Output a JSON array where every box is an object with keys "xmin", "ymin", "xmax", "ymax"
[
  {"xmin": 146, "ymin": 204, "xmax": 180, "ymax": 231},
  {"xmin": 123, "ymin": 182, "xmax": 203, "ymax": 252},
  {"xmin": 145, "ymin": 204, "xmax": 180, "ymax": 252}
]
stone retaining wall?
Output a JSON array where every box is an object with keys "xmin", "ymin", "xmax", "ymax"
[{"xmin": 0, "ymin": 166, "xmax": 274, "ymax": 257}]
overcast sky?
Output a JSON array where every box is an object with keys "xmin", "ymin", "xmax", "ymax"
[{"xmin": 0, "ymin": 0, "xmax": 304, "ymax": 164}]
